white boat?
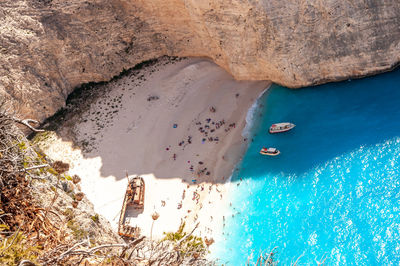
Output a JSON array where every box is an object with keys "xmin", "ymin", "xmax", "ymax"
[
  {"xmin": 269, "ymin": 122, "xmax": 295, "ymax": 134},
  {"xmin": 260, "ymin": 147, "xmax": 280, "ymax": 156}
]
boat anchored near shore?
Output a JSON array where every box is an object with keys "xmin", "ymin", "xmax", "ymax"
[
  {"xmin": 269, "ymin": 122, "xmax": 295, "ymax": 134},
  {"xmin": 260, "ymin": 147, "xmax": 280, "ymax": 156}
]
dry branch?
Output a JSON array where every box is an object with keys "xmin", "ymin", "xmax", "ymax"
[
  {"xmin": 0, "ymin": 227, "xmax": 20, "ymax": 254},
  {"xmin": 19, "ymin": 164, "xmax": 50, "ymax": 172},
  {"xmin": 12, "ymin": 118, "xmax": 44, "ymax": 132},
  {"xmin": 75, "ymin": 243, "xmax": 128, "ymax": 255},
  {"xmin": 176, "ymin": 222, "xmax": 199, "ymax": 247},
  {"xmin": 57, "ymin": 241, "xmax": 87, "ymax": 261}
]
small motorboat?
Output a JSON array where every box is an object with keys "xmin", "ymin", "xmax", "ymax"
[
  {"xmin": 269, "ymin": 122, "xmax": 295, "ymax": 134},
  {"xmin": 260, "ymin": 147, "xmax": 280, "ymax": 156}
]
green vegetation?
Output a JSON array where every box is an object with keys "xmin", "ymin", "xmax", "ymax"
[
  {"xmin": 0, "ymin": 232, "xmax": 40, "ymax": 266},
  {"xmin": 63, "ymin": 174, "xmax": 73, "ymax": 181},
  {"xmin": 91, "ymin": 214, "xmax": 100, "ymax": 224},
  {"xmin": 66, "ymin": 219, "xmax": 88, "ymax": 240},
  {"xmin": 17, "ymin": 141, "xmax": 27, "ymax": 151},
  {"xmin": 18, "ymin": 140, "xmax": 65, "ymax": 178},
  {"xmin": 31, "ymin": 131, "xmax": 53, "ymax": 144},
  {"xmin": 47, "ymin": 167, "xmax": 58, "ymax": 176},
  {"xmin": 163, "ymin": 221, "xmax": 206, "ymax": 258},
  {"xmin": 0, "ymin": 224, "xmax": 10, "ymax": 232},
  {"xmin": 62, "ymin": 208, "xmax": 74, "ymax": 220}
]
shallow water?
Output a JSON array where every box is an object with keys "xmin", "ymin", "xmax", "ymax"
[{"xmin": 216, "ymin": 69, "xmax": 400, "ymax": 264}]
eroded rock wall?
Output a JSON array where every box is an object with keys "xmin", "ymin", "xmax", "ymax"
[{"xmin": 1, "ymin": 0, "xmax": 400, "ymax": 121}]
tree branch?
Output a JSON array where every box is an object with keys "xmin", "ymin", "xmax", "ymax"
[
  {"xmin": 19, "ymin": 164, "xmax": 49, "ymax": 172},
  {"xmin": 176, "ymin": 222, "xmax": 199, "ymax": 247},
  {"xmin": 12, "ymin": 118, "xmax": 44, "ymax": 132},
  {"xmin": 0, "ymin": 227, "xmax": 20, "ymax": 254}
]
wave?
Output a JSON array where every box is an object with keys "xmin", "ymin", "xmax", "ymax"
[{"xmin": 242, "ymin": 85, "xmax": 270, "ymax": 138}]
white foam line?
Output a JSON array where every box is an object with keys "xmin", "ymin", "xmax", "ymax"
[{"xmin": 242, "ymin": 85, "xmax": 270, "ymax": 138}]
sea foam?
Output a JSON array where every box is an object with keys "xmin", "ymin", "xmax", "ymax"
[{"xmin": 242, "ymin": 87, "xmax": 270, "ymax": 139}]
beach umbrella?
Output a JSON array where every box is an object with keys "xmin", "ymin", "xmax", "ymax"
[{"xmin": 150, "ymin": 211, "xmax": 160, "ymax": 241}]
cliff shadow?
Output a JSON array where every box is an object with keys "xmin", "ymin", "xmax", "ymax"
[{"xmin": 36, "ymin": 56, "xmax": 268, "ymax": 185}]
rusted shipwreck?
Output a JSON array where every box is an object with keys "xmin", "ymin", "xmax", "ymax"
[{"xmin": 118, "ymin": 176, "xmax": 145, "ymax": 238}]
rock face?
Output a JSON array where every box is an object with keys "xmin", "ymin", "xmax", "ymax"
[{"xmin": 1, "ymin": 0, "xmax": 400, "ymax": 121}]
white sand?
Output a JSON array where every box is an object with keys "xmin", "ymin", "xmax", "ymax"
[{"xmin": 38, "ymin": 57, "xmax": 270, "ymax": 242}]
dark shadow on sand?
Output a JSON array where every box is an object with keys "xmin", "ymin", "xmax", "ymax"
[{"xmin": 36, "ymin": 56, "xmax": 252, "ymax": 184}]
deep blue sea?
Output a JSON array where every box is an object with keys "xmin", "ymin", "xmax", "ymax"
[{"xmin": 216, "ymin": 69, "xmax": 400, "ymax": 265}]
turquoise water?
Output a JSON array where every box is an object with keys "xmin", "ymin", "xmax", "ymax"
[{"xmin": 217, "ymin": 69, "xmax": 400, "ymax": 265}]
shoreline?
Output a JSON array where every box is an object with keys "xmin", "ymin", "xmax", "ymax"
[{"xmin": 35, "ymin": 57, "xmax": 270, "ymax": 246}]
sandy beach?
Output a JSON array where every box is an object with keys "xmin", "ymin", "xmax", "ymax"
[{"xmin": 36, "ymin": 57, "xmax": 270, "ymax": 243}]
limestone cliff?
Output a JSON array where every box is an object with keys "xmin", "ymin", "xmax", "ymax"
[{"xmin": 1, "ymin": 0, "xmax": 400, "ymax": 121}]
